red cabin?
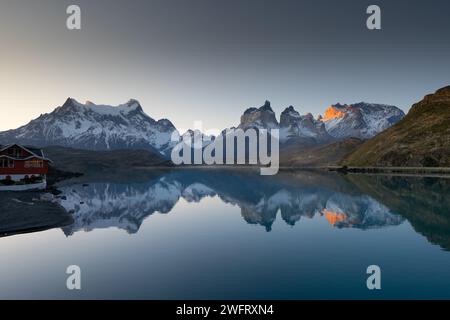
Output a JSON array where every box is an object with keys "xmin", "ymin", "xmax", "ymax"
[{"xmin": 0, "ymin": 144, "xmax": 51, "ymax": 182}]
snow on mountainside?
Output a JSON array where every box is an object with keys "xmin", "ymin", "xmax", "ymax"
[
  {"xmin": 0, "ymin": 98, "xmax": 405, "ymax": 154},
  {"xmin": 236, "ymin": 100, "xmax": 402, "ymax": 143},
  {"xmin": 320, "ymin": 102, "xmax": 405, "ymax": 140},
  {"xmin": 279, "ymin": 106, "xmax": 332, "ymax": 143},
  {"xmin": 0, "ymin": 98, "xmax": 178, "ymax": 153},
  {"xmin": 239, "ymin": 100, "xmax": 279, "ymax": 130},
  {"xmin": 238, "ymin": 101, "xmax": 332, "ymax": 144}
]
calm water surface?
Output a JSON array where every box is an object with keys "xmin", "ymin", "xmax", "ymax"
[{"xmin": 0, "ymin": 169, "xmax": 449, "ymax": 299}]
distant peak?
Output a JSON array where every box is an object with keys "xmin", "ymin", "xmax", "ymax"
[
  {"xmin": 322, "ymin": 105, "xmax": 346, "ymax": 121},
  {"xmin": 259, "ymin": 100, "xmax": 273, "ymax": 112},
  {"xmin": 353, "ymin": 102, "xmax": 393, "ymax": 108},
  {"xmin": 281, "ymin": 105, "xmax": 300, "ymax": 117},
  {"xmin": 240, "ymin": 100, "xmax": 278, "ymax": 129},
  {"xmin": 243, "ymin": 100, "xmax": 274, "ymax": 115},
  {"xmin": 126, "ymin": 99, "xmax": 141, "ymax": 106},
  {"xmin": 64, "ymin": 97, "xmax": 77, "ymax": 105},
  {"xmin": 282, "ymin": 105, "xmax": 295, "ymax": 113},
  {"xmin": 64, "ymin": 98, "xmax": 142, "ymax": 109},
  {"xmin": 58, "ymin": 98, "xmax": 144, "ymax": 116},
  {"xmin": 61, "ymin": 97, "xmax": 83, "ymax": 109},
  {"xmin": 331, "ymin": 103, "xmax": 346, "ymax": 109}
]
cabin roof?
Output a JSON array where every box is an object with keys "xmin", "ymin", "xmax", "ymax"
[
  {"xmin": 24, "ymin": 146, "xmax": 44, "ymax": 158},
  {"xmin": 0, "ymin": 144, "xmax": 52, "ymax": 162}
]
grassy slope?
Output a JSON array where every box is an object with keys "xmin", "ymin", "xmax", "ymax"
[
  {"xmin": 343, "ymin": 86, "xmax": 450, "ymax": 167},
  {"xmin": 280, "ymin": 138, "xmax": 363, "ymax": 167}
]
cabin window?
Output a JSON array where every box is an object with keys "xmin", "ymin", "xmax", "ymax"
[
  {"xmin": 0, "ymin": 158, "xmax": 14, "ymax": 168},
  {"xmin": 24, "ymin": 159, "xmax": 43, "ymax": 168},
  {"xmin": 7, "ymin": 147, "xmax": 21, "ymax": 158}
]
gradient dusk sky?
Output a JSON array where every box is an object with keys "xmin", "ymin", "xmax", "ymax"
[{"xmin": 0, "ymin": 0, "xmax": 449, "ymax": 132}]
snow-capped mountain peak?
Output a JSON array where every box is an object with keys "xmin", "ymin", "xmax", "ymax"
[
  {"xmin": 319, "ymin": 102, "xmax": 405, "ymax": 139},
  {"xmin": 0, "ymin": 98, "xmax": 178, "ymax": 154},
  {"xmin": 239, "ymin": 100, "xmax": 279, "ymax": 130},
  {"xmin": 0, "ymin": 98, "xmax": 406, "ymax": 154},
  {"xmin": 279, "ymin": 105, "xmax": 332, "ymax": 143},
  {"xmin": 60, "ymin": 98, "xmax": 143, "ymax": 116},
  {"xmin": 235, "ymin": 100, "xmax": 402, "ymax": 143}
]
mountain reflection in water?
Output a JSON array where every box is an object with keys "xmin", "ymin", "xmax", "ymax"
[{"xmin": 58, "ymin": 169, "xmax": 450, "ymax": 251}]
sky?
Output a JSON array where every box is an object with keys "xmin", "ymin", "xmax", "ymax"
[{"xmin": 0, "ymin": 0, "xmax": 449, "ymax": 132}]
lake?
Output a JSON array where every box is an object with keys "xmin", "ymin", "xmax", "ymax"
[{"xmin": 0, "ymin": 169, "xmax": 449, "ymax": 299}]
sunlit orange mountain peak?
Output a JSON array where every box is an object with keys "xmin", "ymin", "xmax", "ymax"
[
  {"xmin": 322, "ymin": 209, "xmax": 347, "ymax": 226},
  {"xmin": 321, "ymin": 105, "xmax": 347, "ymax": 122}
]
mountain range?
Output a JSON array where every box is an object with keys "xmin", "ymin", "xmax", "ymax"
[
  {"xmin": 237, "ymin": 100, "xmax": 404, "ymax": 143},
  {"xmin": 0, "ymin": 98, "xmax": 178, "ymax": 155},
  {"xmin": 5, "ymin": 86, "xmax": 448, "ymax": 168},
  {"xmin": 0, "ymin": 97, "xmax": 405, "ymax": 166}
]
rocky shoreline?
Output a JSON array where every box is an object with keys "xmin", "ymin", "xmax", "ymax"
[
  {"xmin": 0, "ymin": 167, "xmax": 83, "ymax": 238},
  {"xmin": 0, "ymin": 191, "xmax": 74, "ymax": 238},
  {"xmin": 328, "ymin": 166, "xmax": 450, "ymax": 177}
]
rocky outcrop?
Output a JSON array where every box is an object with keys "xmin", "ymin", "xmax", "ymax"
[{"xmin": 343, "ymin": 86, "xmax": 450, "ymax": 167}]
